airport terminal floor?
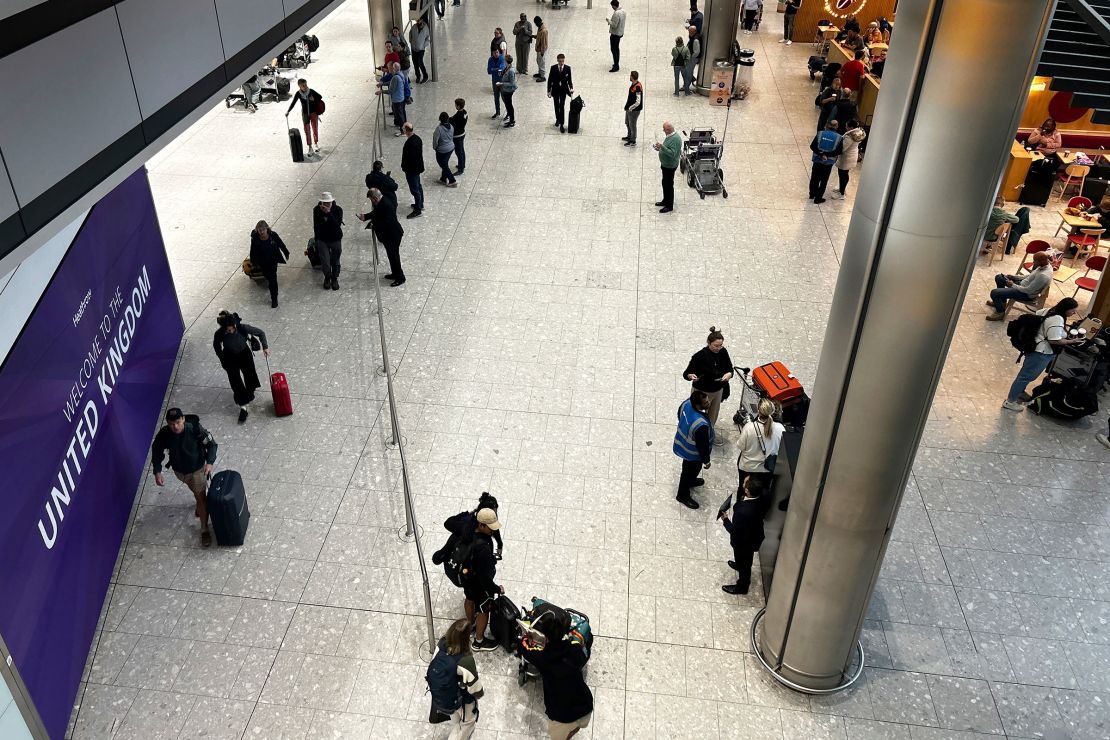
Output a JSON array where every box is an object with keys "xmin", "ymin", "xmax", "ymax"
[{"xmin": 68, "ymin": 1, "xmax": 1110, "ymax": 738}]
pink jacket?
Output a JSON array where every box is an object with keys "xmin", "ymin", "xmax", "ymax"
[{"xmin": 1027, "ymin": 129, "xmax": 1062, "ymax": 154}]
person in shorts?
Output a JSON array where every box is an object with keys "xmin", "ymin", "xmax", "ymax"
[
  {"xmin": 150, "ymin": 408, "xmax": 218, "ymax": 546},
  {"xmin": 461, "ymin": 507, "xmax": 503, "ymax": 651}
]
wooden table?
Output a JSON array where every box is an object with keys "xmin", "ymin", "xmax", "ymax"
[
  {"xmin": 1053, "ymin": 265, "xmax": 1080, "ymax": 283},
  {"xmin": 815, "ymin": 26, "xmax": 839, "ymax": 54},
  {"xmin": 1058, "ymin": 208, "xmax": 1101, "ymax": 234},
  {"xmin": 1000, "ymin": 141, "xmax": 1078, "ymax": 202}
]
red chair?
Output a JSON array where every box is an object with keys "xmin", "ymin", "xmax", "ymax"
[
  {"xmin": 1067, "ymin": 228, "xmax": 1105, "ymax": 265},
  {"xmin": 1073, "ymin": 255, "xmax": 1106, "ymax": 299},
  {"xmin": 1016, "ymin": 239, "xmax": 1051, "ymax": 274}
]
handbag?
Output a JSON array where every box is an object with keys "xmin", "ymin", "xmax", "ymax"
[
  {"xmin": 721, "ymin": 381, "xmax": 731, "ymax": 401},
  {"xmin": 754, "ymin": 424, "xmax": 778, "ymax": 473}
]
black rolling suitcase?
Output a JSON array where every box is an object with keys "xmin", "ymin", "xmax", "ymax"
[
  {"xmin": 288, "ymin": 122, "xmax": 305, "ymax": 163},
  {"xmin": 568, "ymin": 96, "xmax": 584, "ymax": 134},
  {"xmin": 1019, "ymin": 157, "xmax": 1058, "ymax": 206},
  {"xmin": 489, "ymin": 594, "xmax": 522, "ymax": 652},
  {"xmin": 207, "ymin": 470, "xmax": 250, "ymax": 546}
]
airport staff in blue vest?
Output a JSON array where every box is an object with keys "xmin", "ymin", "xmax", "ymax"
[
  {"xmin": 809, "ymin": 119, "xmax": 844, "ymax": 204},
  {"xmin": 673, "ymin": 390, "xmax": 714, "ymax": 509}
]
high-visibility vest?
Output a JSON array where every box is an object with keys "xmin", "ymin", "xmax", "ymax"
[{"xmin": 673, "ymin": 399, "xmax": 713, "ymax": 460}]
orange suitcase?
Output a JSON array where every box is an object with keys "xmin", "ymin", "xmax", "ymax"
[{"xmin": 752, "ymin": 361, "xmax": 804, "ymax": 403}]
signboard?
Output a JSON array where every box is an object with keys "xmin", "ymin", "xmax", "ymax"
[
  {"xmin": 0, "ymin": 168, "xmax": 183, "ymax": 739},
  {"xmin": 710, "ymin": 64, "xmax": 733, "ymax": 106}
]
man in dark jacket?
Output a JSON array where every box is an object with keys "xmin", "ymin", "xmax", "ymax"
[
  {"xmin": 522, "ymin": 638, "xmax": 594, "ymax": 739},
  {"xmin": 547, "ymin": 54, "xmax": 573, "ymax": 132},
  {"xmin": 249, "ymin": 220, "xmax": 289, "ymax": 308},
  {"xmin": 312, "ymin": 192, "xmax": 344, "ymax": 289},
  {"xmin": 357, "ymin": 188, "xmax": 406, "ymax": 286},
  {"xmin": 401, "ymin": 122, "xmax": 425, "ymax": 219},
  {"xmin": 720, "ymin": 476, "xmax": 766, "ymax": 595},
  {"xmin": 365, "ymin": 160, "xmax": 399, "ymax": 208},
  {"xmin": 150, "ymin": 408, "xmax": 218, "ymax": 546},
  {"xmin": 212, "ymin": 311, "xmax": 269, "ymax": 422},
  {"xmin": 461, "ymin": 508, "xmax": 502, "ymax": 651}
]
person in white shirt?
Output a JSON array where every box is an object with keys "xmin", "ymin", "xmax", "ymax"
[
  {"xmin": 986, "ymin": 251, "xmax": 1053, "ymax": 319},
  {"xmin": 1002, "ymin": 297, "xmax": 1083, "ymax": 411},
  {"xmin": 607, "ymin": 0, "xmax": 626, "ymax": 72},
  {"xmin": 737, "ymin": 398, "xmax": 784, "ymax": 490}
]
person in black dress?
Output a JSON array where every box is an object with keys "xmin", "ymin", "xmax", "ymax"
[
  {"xmin": 213, "ymin": 311, "xmax": 269, "ymax": 423},
  {"xmin": 682, "ymin": 326, "xmax": 733, "ymax": 433},
  {"xmin": 249, "ymin": 220, "xmax": 290, "ymax": 308}
]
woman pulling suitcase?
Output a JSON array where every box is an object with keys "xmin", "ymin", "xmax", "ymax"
[{"xmin": 213, "ymin": 311, "xmax": 269, "ymax": 423}]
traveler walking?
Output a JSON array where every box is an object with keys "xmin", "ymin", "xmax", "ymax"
[
  {"xmin": 498, "ymin": 58, "xmax": 518, "ymax": 127},
  {"xmin": 782, "ymin": 0, "xmax": 800, "ymax": 44},
  {"xmin": 433, "ymin": 112, "xmax": 458, "ymax": 186},
  {"xmin": 313, "ymin": 193, "xmax": 344, "ymax": 289},
  {"xmin": 607, "ymin": 1, "xmax": 626, "ymax": 72},
  {"xmin": 683, "ymin": 26, "xmax": 701, "ymax": 95},
  {"xmin": 488, "ymin": 50, "xmax": 507, "ymax": 118},
  {"xmin": 720, "ymin": 475, "xmax": 766, "ymax": 595},
  {"xmin": 654, "ymin": 121, "xmax": 681, "ymax": 212},
  {"xmin": 213, "ymin": 311, "xmax": 268, "ymax": 422},
  {"xmin": 248, "ymin": 220, "xmax": 290, "ymax": 308},
  {"xmin": 358, "ymin": 188, "xmax": 407, "ymax": 286},
  {"xmin": 365, "ymin": 160, "xmax": 399, "ymax": 209},
  {"xmin": 736, "ymin": 398, "xmax": 784, "ymax": 491},
  {"xmin": 513, "ymin": 13, "xmax": 534, "ymax": 75},
  {"xmin": 436, "ymin": 0, "xmax": 446, "ymax": 18},
  {"xmin": 831, "ymin": 119, "xmax": 866, "ymax": 200},
  {"xmin": 809, "ymin": 119, "xmax": 842, "ymax": 204},
  {"xmin": 533, "ymin": 17, "xmax": 549, "ymax": 82},
  {"xmin": 450, "ymin": 99, "xmax": 468, "ymax": 175},
  {"xmin": 1002, "ymin": 298, "xmax": 1083, "ymax": 411},
  {"xmin": 286, "ymin": 79, "xmax": 323, "ymax": 155},
  {"xmin": 547, "ymin": 54, "xmax": 574, "ymax": 132},
  {"xmin": 521, "ymin": 634, "xmax": 594, "ymax": 740},
  {"xmin": 683, "ymin": 327, "xmax": 734, "ymax": 428},
  {"xmin": 741, "ymin": 0, "xmax": 761, "ymax": 34},
  {"xmin": 673, "ymin": 391, "xmax": 714, "ymax": 509},
  {"xmin": 427, "ymin": 619, "xmax": 485, "ymax": 740},
  {"xmin": 401, "ymin": 123, "xmax": 426, "ymax": 218},
  {"xmin": 150, "ymin": 408, "xmax": 218, "ymax": 546},
  {"xmin": 622, "ymin": 71, "xmax": 643, "ymax": 146},
  {"xmin": 671, "ymin": 37, "xmax": 690, "ymax": 96},
  {"xmin": 409, "ymin": 18, "xmax": 430, "ymax": 83}
]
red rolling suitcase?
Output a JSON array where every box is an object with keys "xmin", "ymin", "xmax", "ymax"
[
  {"xmin": 752, "ymin": 361, "xmax": 804, "ymax": 403},
  {"xmin": 266, "ymin": 355, "xmax": 293, "ymax": 416}
]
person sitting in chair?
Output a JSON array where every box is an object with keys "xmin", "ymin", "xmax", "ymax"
[
  {"xmin": 985, "ymin": 251, "xmax": 1053, "ymax": 321},
  {"xmin": 983, "ymin": 196, "xmax": 1019, "ymax": 253}
]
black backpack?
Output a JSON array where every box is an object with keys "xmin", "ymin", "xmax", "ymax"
[
  {"xmin": 425, "ymin": 647, "xmax": 463, "ymax": 714},
  {"xmin": 1006, "ymin": 313, "xmax": 1045, "ymax": 356},
  {"xmin": 435, "ymin": 512, "xmax": 477, "ymax": 586}
]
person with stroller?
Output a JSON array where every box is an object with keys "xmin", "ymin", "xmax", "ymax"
[
  {"xmin": 249, "ymin": 221, "xmax": 290, "ymax": 308},
  {"xmin": 150, "ymin": 408, "xmax": 218, "ymax": 547},
  {"xmin": 720, "ymin": 475, "xmax": 766, "ymax": 595},
  {"xmin": 427, "ymin": 618, "xmax": 485, "ymax": 739},
  {"xmin": 521, "ymin": 630, "xmax": 593, "ymax": 740},
  {"xmin": 213, "ymin": 311, "xmax": 269, "ymax": 423},
  {"xmin": 673, "ymin": 390, "xmax": 714, "ymax": 509},
  {"xmin": 286, "ymin": 79, "xmax": 323, "ymax": 155},
  {"xmin": 736, "ymin": 398, "xmax": 784, "ymax": 493},
  {"xmin": 683, "ymin": 326, "xmax": 734, "ymax": 430}
]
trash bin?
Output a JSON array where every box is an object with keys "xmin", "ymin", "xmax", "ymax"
[
  {"xmin": 709, "ymin": 60, "xmax": 734, "ymax": 106},
  {"xmin": 735, "ymin": 48, "xmax": 755, "ymax": 99}
]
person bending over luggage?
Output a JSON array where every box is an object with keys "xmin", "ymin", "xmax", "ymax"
[
  {"xmin": 1002, "ymin": 297, "xmax": 1082, "ymax": 412},
  {"xmin": 150, "ymin": 408, "xmax": 218, "ymax": 547},
  {"xmin": 249, "ymin": 220, "xmax": 290, "ymax": 308},
  {"xmin": 720, "ymin": 475, "xmax": 766, "ymax": 595},
  {"xmin": 683, "ymin": 326, "xmax": 733, "ymax": 429},
  {"xmin": 736, "ymin": 398, "xmax": 784, "ymax": 494},
  {"xmin": 462, "ymin": 508, "xmax": 503, "ymax": 652},
  {"xmin": 428, "ymin": 618, "xmax": 485, "ymax": 739},
  {"xmin": 365, "ymin": 160, "xmax": 399, "ymax": 208},
  {"xmin": 986, "ymin": 252, "xmax": 1052, "ymax": 320},
  {"xmin": 673, "ymin": 390, "xmax": 714, "ymax": 510},
  {"xmin": 286, "ymin": 79, "xmax": 323, "ymax": 155},
  {"xmin": 521, "ymin": 631, "xmax": 594, "ymax": 740},
  {"xmin": 213, "ymin": 311, "xmax": 269, "ymax": 423}
]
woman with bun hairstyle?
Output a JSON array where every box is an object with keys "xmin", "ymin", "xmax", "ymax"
[
  {"xmin": 682, "ymin": 326, "xmax": 734, "ymax": 435},
  {"xmin": 736, "ymin": 398, "xmax": 784, "ymax": 492},
  {"xmin": 212, "ymin": 311, "xmax": 269, "ymax": 423}
]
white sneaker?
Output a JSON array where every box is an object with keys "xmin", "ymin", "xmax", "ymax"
[
  {"xmin": 314, "ymin": 144, "xmax": 321, "ymax": 153},
  {"xmin": 1001, "ymin": 400, "xmax": 1025, "ymax": 412},
  {"xmin": 1096, "ymin": 433, "xmax": 1110, "ymax": 450},
  {"xmin": 779, "ymin": 39, "xmax": 786, "ymax": 43},
  {"xmin": 786, "ymin": 40, "xmax": 793, "ymax": 45},
  {"xmin": 829, "ymin": 191, "xmax": 844, "ymax": 200}
]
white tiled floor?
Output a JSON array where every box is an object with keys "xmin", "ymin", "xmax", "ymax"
[{"xmin": 67, "ymin": 1, "xmax": 1110, "ymax": 738}]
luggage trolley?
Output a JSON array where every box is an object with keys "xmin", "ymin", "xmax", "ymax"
[
  {"xmin": 679, "ymin": 128, "xmax": 728, "ymax": 199},
  {"xmin": 515, "ymin": 597, "xmax": 593, "ymax": 686}
]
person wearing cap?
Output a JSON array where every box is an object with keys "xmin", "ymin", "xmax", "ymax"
[
  {"xmin": 462, "ymin": 507, "xmax": 503, "ymax": 652},
  {"xmin": 150, "ymin": 409, "xmax": 218, "ymax": 547},
  {"xmin": 212, "ymin": 310, "xmax": 269, "ymax": 423},
  {"xmin": 313, "ymin": 192, "xmax": 344, "ymax": 289},
  {"xmin": 673, "ymin": 390, "xmax": 714, "ymax": 509}
]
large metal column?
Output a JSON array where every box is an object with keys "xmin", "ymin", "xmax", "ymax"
[
  {"xmin": 367, "ymin": 0, "xmax": 404, "ymax": 72},
  {"xmin": 754, "ymin": 0, "xmax": 1055, "ymax": 691},
  {"xmin": 695, "ymin": 0, "xmax": 741, "ymax": 90}
]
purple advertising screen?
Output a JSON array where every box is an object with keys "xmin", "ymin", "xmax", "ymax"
[{"xmin": 0, "ymin": 169, "xmax": 183, "ymax": 738}]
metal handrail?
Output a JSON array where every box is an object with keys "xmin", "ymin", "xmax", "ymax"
[{"xmin": 366, "ymin": 88, "xmax": 435, "ymax": 656}]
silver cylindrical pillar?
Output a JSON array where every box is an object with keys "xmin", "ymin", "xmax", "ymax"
[
  {"xmin": 367, "ymin": 0, "xmax": 404, "ymax": 72},
  {"xmin": 695, "ymin": 0, "xmax": 740, "ymax": 90},
  {"xmin": 755, "ymin": 0, "xmax": 1055, "ymax": 691}
]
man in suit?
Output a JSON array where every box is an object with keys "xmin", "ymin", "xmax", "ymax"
[
  {"xmin": 547, "ymin": 54, "xmax": 573, "ymax": 133},
  {"xmin": 720, "ymin": 476, "xmax": 766, "ymax": 595},
  {"xmin": 400, "ymin": 122, "xmax": 424, "ymax": 219},
  {"xmin": 358, "ymin": 188, "xmax": 406, "ymax": 286}
]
